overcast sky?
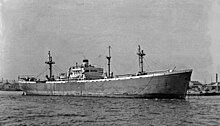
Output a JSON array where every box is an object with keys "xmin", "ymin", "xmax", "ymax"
[{"xmin": 0, "ymin": 0, "xmax": 220, "ymax": 83}]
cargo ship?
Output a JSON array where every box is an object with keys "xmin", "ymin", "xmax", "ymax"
[{"xmin": 18, "ymin": 46, "xmax": 192, "ymax": 99}]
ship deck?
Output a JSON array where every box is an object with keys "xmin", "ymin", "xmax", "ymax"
[{"xmin": 19, "ymin": 69, "xmax": 192, "ymax": 84}]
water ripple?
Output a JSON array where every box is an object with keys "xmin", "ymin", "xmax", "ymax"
[{"xmin": 1, "ymin": 91, "xmax": 220, "ymax": 125}]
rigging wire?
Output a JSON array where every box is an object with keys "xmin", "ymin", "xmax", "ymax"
[
  {"xmin": 36, "ymin": 64, "xmax": 65, "ymax": 79},
  {"xmin": 52, "ymin": 66, "xmax": 64, "ymax": 76},
  {"xmin": 143, "ymin": 57, "xmax": 152, "ymax": 71},
  {"xmin": 143, "ymin": 57, "xmax": 156, "ymax": 70},
  {"xmin": 112, "ymin": 62, "xmax": 119, "ymax": 75},
  {"xmin": 54, "ymin": 65, "xmax": 65, "ymax": 73},
  {"xmin": 36, "ymin": 65, "xmax": 48, "ymax": 78},
  {"xmin": 145, "ymin": 56, "xmax": 167, "ymax": 70}
]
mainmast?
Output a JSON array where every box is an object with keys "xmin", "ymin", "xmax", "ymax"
[
  {"xmin": 106, "ymin": 46, "xmax": 111, "ymax": 78},
  {"xmin": 138, "ymin": 45, "xmax": 141, "ymax": 70},
  {"xmin": 216, "ymin": 74, "xmax": 219, "ymax": 92},
  {"xmin": 45, "ymin": 51, "xmax": 55, "ymax": 79},
  {"xmin": 137, "ymin": 45, "xmax": 146, "ymax": 74}
]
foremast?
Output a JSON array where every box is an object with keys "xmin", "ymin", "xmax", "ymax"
[
  {"xmin": 45, "ymin": 51, "xmax": 55, "ymax": 80},
  {"xmin": 137, "ymin": 45, "xmax": 146, "ymax": 74}
]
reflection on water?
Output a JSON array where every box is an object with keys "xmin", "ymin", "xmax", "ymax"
[{"xmin": 0, "ymin": 91, "xmax": 220, "ymax": 126}]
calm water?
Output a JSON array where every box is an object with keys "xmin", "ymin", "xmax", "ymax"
[{"xmin": 0, "ymin": 91, "xmax": 220, "ymax": 126}]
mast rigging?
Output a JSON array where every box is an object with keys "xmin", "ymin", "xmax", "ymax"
[
  {"xmin": 137, "ymin": 45, "xmax": 146, "ymax": 74},
  {"xmin": 106, "ymin": 46, "xmax": 111, "ymax": 78},
  {"xmin": 45, "ymin": 51, "xmax": 55, "ymax": 80}
]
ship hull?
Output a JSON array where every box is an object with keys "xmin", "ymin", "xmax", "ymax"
[{"xmin": 19, "ymin": 69, "xmax": 192, "ymax": 99}]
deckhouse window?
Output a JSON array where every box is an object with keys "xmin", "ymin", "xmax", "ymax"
[{"xmin": 90, "ymin": 70, "xmax": 98, "ymax": 72}]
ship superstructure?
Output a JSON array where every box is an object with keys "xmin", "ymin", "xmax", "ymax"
[{"xmin": 67, "ymin": 59, "xmax": 104, "ymax": 80}]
